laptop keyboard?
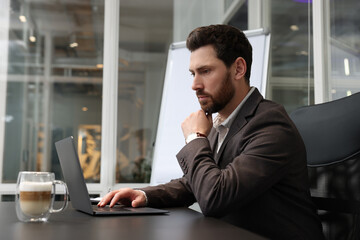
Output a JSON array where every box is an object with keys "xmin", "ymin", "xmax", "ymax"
[{"xmin": 93, "ymin": 205, "xmax": 130, "ymax": 212}]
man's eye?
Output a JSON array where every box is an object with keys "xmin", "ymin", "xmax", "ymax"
[{"xmin": 202, "ymin": 69, "xmax": 210, "ymax": 74}]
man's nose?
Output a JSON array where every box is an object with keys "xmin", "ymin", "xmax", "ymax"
[{"xmin": 191, "ymin": 75, "xmax": 203, "ymax": 91}]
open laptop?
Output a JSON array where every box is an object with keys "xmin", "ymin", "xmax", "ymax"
[{"xmin": 55, "ymin": 136, "xmax": 168, "ymax": 216}]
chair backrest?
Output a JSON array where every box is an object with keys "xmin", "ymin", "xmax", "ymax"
[
  {"xmin": 290, "ymin": 92, "xmax": 360, "ymax": 240},
  {"xmin": 290, "ymin": 92, "xmax": 360, "ymax": 167}
]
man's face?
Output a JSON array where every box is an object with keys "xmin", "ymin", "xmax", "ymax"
[{"xmin": 189, "ymin": 45, "xmax": 235, "ymax": 114}]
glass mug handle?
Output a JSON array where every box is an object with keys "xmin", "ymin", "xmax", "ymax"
[{"xmin": 50, "ymin": 180, "xmax": 69, "ymax": 213}]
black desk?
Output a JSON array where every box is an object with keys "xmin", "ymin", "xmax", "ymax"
[{"xmin": 0, "ymin": 202, "xmax": 266, "ymax": 240}]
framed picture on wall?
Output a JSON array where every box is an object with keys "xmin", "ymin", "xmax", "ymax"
[{"xmin": 77, "ymin": 125, "xmax": 101, "ymax": 183}]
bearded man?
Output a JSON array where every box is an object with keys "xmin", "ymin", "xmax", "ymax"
[{"xmin": 99, "ymin": 24, "xmax": 325, "ymax": 240}]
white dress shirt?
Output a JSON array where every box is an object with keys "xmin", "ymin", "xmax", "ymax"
[{"xmin": 213, "ymin": 87, "xmax": 255, "ymax": 153}]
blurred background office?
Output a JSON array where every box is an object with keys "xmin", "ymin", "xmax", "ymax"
[{"xmin": 0, "ymin": 0, "xmax": 359, "ymax": 196}]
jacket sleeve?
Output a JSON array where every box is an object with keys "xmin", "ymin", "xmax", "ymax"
[
  {"xmin": 175, "ymin": 106, "xmax": 305, "ymax": 217},
  {"xmin": 140, "ymin": 177, "xmax": 196, "ymax": 208}
]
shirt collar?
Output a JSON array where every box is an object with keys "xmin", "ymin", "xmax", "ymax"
[{"xmin": 213, "ymin": 87, "xmax": 255, "ymax": 130}]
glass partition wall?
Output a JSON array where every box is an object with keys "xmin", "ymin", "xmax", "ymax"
[
  {"xmin": 267, "ymin": 0, "xmax": 314, "ymax": 112},
  {"xmin": 0, "ymin": 0, "xmax": 173, "ymax": 196},
  {"xmin": 328, "ymin": 0, "xmax": 360, "ymax": 100},
  {"xmin": 1, "ymin": 0, "xmax": 359, "ymax": 196},
  {"xmin": 115, "ymin": 1, "xmax": 173, "ymax": 183},
  {"xmin": 2, "ymin": 0, "xmax": 105, "ymax": 185},
  {"xmin": 226, "ymin": 0, "xmax": 360, "ymax": 111},
  {"xmin": 227, "ymin": 0, "xmax": 314, "ymax": 113}
]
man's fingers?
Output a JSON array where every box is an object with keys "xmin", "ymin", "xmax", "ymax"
[
  {"xmin": 109, "ymin": 193, "xmax": 121, "ymax": 207},
  {"xmin": 98, "ymin": 188, "xmax": 135, "ymax": 208},
  {"xmin": 109, "ymin": 191, "xmax": 132, "ymax": 207},
  {"xmin": 131, "ymin": 193, "xmax": 146, "ymax": 208},
  {"xmin": 97, "ymin": 191, "xmax": 116, "ymax": 207}
]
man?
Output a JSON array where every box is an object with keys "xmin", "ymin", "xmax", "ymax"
[{"xmin": 99, "ymin": 25, "xmax": 325, "ymax": 239}]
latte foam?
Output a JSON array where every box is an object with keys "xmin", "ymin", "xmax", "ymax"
[{"xmin": 19, "ymin": 181, "xmax": 52, "ymax": 192}]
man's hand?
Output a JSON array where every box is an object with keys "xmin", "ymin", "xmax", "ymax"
[
  {"xmin": 97, "ymin": 188, "xmax": 147, "ymax": 208},
  {"xmin": 181, "ymin": 110, "xmax": 213, "ymax": 139}
]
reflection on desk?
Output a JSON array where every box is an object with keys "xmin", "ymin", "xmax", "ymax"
[{"xmin": 0, "ymin": 202, "xmax": 266, "ymax": 240}]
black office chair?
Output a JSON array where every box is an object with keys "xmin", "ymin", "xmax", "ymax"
[{"xmin": 289, "ymin": 92, "xmax": 360, "ymax": 240}]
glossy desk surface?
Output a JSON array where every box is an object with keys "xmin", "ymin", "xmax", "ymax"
[{"xmin": 0, "ymin": 202, "xmax": 266, "ymax": 240}]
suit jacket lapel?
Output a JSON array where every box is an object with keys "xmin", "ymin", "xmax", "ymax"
[{"xmin": 215, "ymin": 88, "xmax": 264, "ymax": 165}]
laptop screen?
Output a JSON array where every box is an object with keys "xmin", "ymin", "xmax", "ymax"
[{"xmin": 55, "ymin": 136, "xmax": 94, "ymax": 214}]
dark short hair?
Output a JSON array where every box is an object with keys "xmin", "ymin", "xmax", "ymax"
[{"xmin": 186, "ymin": 24, "xmax": 252, "ymax": 83}]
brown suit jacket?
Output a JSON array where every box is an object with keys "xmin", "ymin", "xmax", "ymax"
[{"xmin": 142, "ymin": 89, "xmax": 324, "ymax": 239}]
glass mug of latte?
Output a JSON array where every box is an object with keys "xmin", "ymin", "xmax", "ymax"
[{"xmin": 15, "ymin": 171, "xmax": 69, "ymax": 222}]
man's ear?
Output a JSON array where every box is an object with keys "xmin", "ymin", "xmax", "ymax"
[{"xmin": 233, "ymin": 57, "xmax": 247, "ymax": 80}]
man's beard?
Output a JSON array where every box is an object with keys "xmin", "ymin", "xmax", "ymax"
[{"xmin": 196, "ymin": 71, "xmax": 235, "ymax": 114}]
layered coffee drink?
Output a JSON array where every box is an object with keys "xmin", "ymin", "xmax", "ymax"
[
  {"xmin": 19, "ymin": 181, "xmax": 52, "ymax": 216},
  {"xmin": 16, "ymin": 171, "xmax": 68, "ymax": 222}
]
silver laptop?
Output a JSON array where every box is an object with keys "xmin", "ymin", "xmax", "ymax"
[{"xmin": 55, "ymin": 136, "xmax": 168, "ymax": 216}]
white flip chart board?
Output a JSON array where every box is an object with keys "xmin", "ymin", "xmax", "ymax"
[{"xmin": 151, "ymin": 29, "xmax": 270, "ymax": 185}]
